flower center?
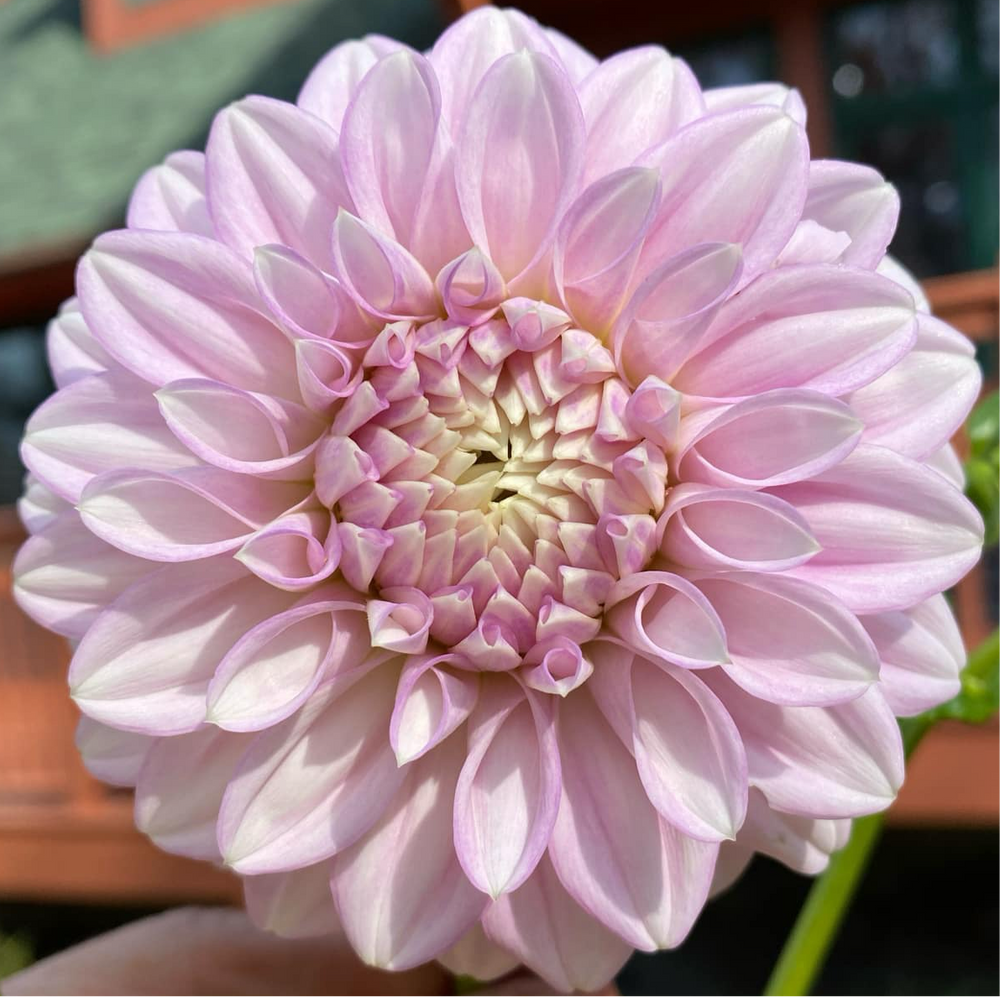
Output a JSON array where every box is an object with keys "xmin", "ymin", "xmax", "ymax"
[{"xmin": 314, "ymin": 300, "xmax": 671, "ymax": 670}]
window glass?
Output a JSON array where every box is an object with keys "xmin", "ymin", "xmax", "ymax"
[
  {"xmin": 678, "ymin": 31, "xmax": 774, "ymax": 89},
  {"xmin": 830, "ymin": 0, "xmax": 960, "ymax": 95}
]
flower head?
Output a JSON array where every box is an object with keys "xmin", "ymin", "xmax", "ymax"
[{"xmin": 15, "ymin": 7, "xmax": 983, "ymax": 990}]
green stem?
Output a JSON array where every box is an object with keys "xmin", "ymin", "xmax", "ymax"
[{"xmin": 762, "ymin": 719, "xmax": 933, "ymax": 996}]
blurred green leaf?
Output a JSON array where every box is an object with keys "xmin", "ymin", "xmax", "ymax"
[
  {"xmin": 0, "ymin": 931, "xmax": 33, "ymax": 978},
  {"xmin": 967, "ymin": 390, "xmax": 999, "ymax": 458},
  {"xmin": 930, "ymin": 629, "xmax": 999, "ymax": 725},
  {"xmin": 965, "ymin": 455, "xmax": 1000, "ymax": 546}
]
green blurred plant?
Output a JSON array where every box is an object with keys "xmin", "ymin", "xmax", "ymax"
[
  {"xmin": 0, "ymin": 931, "xmax": 34, "ymax": 979},
  {"xmin": 763, "ymin": 394, "xmax": 1000, "ymax": 997}
]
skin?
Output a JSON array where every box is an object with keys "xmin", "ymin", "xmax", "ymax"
[{"xmin": 0, "ymin": 907, "xmax": 619, "ymax": 997}]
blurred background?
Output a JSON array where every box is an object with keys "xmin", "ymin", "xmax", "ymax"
[{"xmin": 0, "ymin": 0, "xmax": 996, "ymax": 992}]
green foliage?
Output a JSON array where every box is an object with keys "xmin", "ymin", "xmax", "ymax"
[
  {"xmin": 931, "ymin": 628, "xmax": 1000, "ymax": 725},
  {"xmin": 965, "ymin": 390, "xmax": 999, "ymax": 546},
  {"xmin": 0, "ymin": 931, "xmax": 33, "ymax": 979}
]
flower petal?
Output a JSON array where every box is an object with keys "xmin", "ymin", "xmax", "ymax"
[
  {"xmin": 127, "ymin": 150, "xmax": 213, "ymax": 236},
  {"xmin": 206, "ymin": 597, "xmax": 368, "ymax": 732},
  {"xmin": 801, "ymin": 160, "xmax": 899, "ymax": 269},
  {"xmin": 862, "ymin": 594, "xmax": 965, "ymax": 716},
  {"xmin": 454, "ymin": 676, "xmax": 561, "ymax": 897},
  {"xmin": 134, "ymin": 725, "xmax": 252, "ymax": 860},
  {"xmin": 77, "ymin": 230, "xmax": 296, "ymax": 395},
  {"xmin": 341, "ymin": 50, "xmax": 442, "ymax": 247},
  {"xmin": 846, "ymin": 314, "xmax": 981, "ymax": 459},
  {"xmin": 13, "ymin": 509, "xmax": 150, "ymax": 638},
  {"xmin": 218, "ymin": 661, "xmax": 404, "ymax": 873},
  {"xmin": 206, "ymin": 96, "xmax": 352, "ymax": 268},
  {"xmin": 483, "ymin": 855, "xmax": 632, "ymax": 993},
  {"xmin": 675, "ymin": 389, "xmax": 862, "ymax": 488},
  {"xmin": 437, "ymin": 922, "xmax": 519, "ymax": 982},
  {"xmin": 297, "ymin": 35, "xmax": 404, "ymax": 127},
  {"xmin": 78, "ymin": 467, "xmax": 307, "ymax": 562},
  {"xmin": 674, "ymin": 264, "xmax": 917, "ymax": 399},
  {"xmin": 692, "ymin": 573, "xmax": 879, "ymax": 706},
  {"xmin": 155, "ymin": 378, "xmax": 325, "ymax": 478},
  {"xmin": 549, "ymin": 687, "xmax": 719, "ymax": 950},
  {"xmin": 659, "ymin": 484, "xmax": 819, "ymax": 572},
  {"xmin": 244, "ymin": 862, "xmax": 340, "ymax": 939},
  {"xmin": 705, "ymin": 673, "xmax": 904, "ymax": 818},
  {"xmin": 776, "ymin": 445, "xmax": 984, "ymax": 612},
  {"xmin": 613, "ymin": 242, "xmax": 743, "ymax": 385},
  {"xmin": 456, "ymin": 50, "xmax": 584, "ymax": 286},
  {"xmin": 390, "ymin": 654, "xmax": 479, "ymax": 764},
  {"xmin": 46, "ymin": 299, "xmax": 115, "ymax": 389},
  {"xmin": 588, "ymin": 644, "xmax": 748, "ymax": 842},
  {"xmin": 553, "ymin": 167, "xmax": 661, "ymax": 333},
  {"xmin": 22, "ymin": 371, "xmax": 195, "ymax": 502},
  {"xmin": 579, "ymin": 47, "xmax": 703, "ymax": 182},
  {"xmin": 638, "ymin": 106, "xmax": 809, "ymax": 282},
  {"xmin": 75, "ymin": 717, "xmax": 154, "ymax": 788},
  {"xmin": 332, "ymin": 737, "xmax": 487, "ymax": 970},
  {"xmin": 703, "ymin": 82, "xmax": 806, "ymax": 124}
]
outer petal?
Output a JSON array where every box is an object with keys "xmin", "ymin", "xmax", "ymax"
[
  {"xmin": 456, "ymin": 51, "xmax": 584, "ymax": 286},
  {"xmin": 876, "ymin": 254, "xmax": 930, "ymax": 312},
  {"xmin": 549, "ymin": 687, "xmax": 719, "ymax": 951},
  {"xmin": 77, "ymin": 230, "xmax": 296, "ymax": 396},
  {"xmin": 545, "ymin": 27, "xmax": 598, "ymax": 84},
  {"xmin": 13, "ymin": 509, "xmax": 150, "ymax": 638},
  {"xmin": 588, "ymin": 645, "xmax": 748, "ymax": 842},
  {"xmin": 218, "ymin": 661, "xmax": 404, "ymax": 874},
  {"xmin": 703, "ymin": 82, "xmax": 807, "ymax": 124},
  {"xmin": 659, "ymin": 484, "xmax": 820, "ymax": 572},
  {"xmin": 483, "ymin": 855, "xmax": 632, "ymax": 993},
  {"xmin": 638, "ymin": 107, "xmax": 809, "ymax": 282},
  {"xmin": 692, "ymin": 573, "xmax": 879, "ymax": 706},
  {"xmin": 862, "ymin": 594, "xmax": 966, "ymax": 716},
  {"xmin": 846, "ymin": 313, "xmax": 981, "ymax": 459},
  {"xmin": 206, "ymin": 96, "xmax": 353, "ymax": 268},
  {"xmin": 801, "ymin": 160, "xmax": 899, "ymax": 269},
  {"xmin": 739, "ymin": 788, "xmax": 850, "ymax": 875},
  {"xmin": 46, "ymin": 299, "xmax": 115, "ymax": 389},
  {"xmin": 127, "ymin": 150, "xmax": 213, "ymax": 236},
  {"xmin": 244, "ymin": 863, "xmax": 340, "ymax": 939},
  {"xmin": 454, "ymin": 677, "xmax": 561, "ymax": 897},
  {"xmin": 705, "ymin": 673, "xmax": 904, "ymax": 818},
  {"xmin": 578, "ymin": 47, "xmax": 703, "ymax": 183},
  {"xmin": 675, "ymin": 390, "xmax": 862, "ymax": 488},
  {"xmin": 431, "ymin": 7, "xmax": 557, "ymax": 133},
  {"xmin": 437, "ymin": 922, "xmax": 519, "ymax": 982},
  {"xmin": 69, "ymin": 558, "xmax": 292, "ymax": 735},
  {"xmin": 674, "ymin": 265, "xmax": 918, "ymax": 399},
  {"xmin": 235, "ymin": 510, "xmax": 341, "ymax": 591},
  {"xmin": 341, "ymin": 50, "xmax": 441, "ymax": 247},
  {"xmin": 332, "ymin": 737, "xmax": 487, "ymax": 970},
  {"xmin": 206, "ymin": 597, "xmax": 369, "ymax": 732},
  {"xmin": 75, "ymin": 717, "xmax": 154, "ymax": 788},
  {"xmin": 297, "ymin": 35, "xmax": 404, "ymax": 128},
  {"xmin": 776, "ymin": 446, "xmax": 984, "ymax": 612},
  {"xmin": 134, "ymin": 725, "xmax": 252, "ymax": 860},
  {"xmin": 17, "ymin": 477, "xmax": 71, "ymax": 535},
  {"xmin": 22, "ymin": 371, "xmax": 195, "ymax": 502}
]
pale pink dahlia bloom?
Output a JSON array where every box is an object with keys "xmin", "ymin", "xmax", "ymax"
[{"xmin": 15, "ymin": 7, "xmax": 984, "ymax": 989}]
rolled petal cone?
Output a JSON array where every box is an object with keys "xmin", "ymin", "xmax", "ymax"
[{"xmin": 14, "ymin": 7, "xmax": 983, "ymax": 991}]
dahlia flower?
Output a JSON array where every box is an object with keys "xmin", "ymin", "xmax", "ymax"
[{"xmin": 14, "ymin": 7, "xmax": 983, "ymax": 990}]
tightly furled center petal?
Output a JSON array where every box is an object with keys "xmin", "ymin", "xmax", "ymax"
[{"xmin": 13, "ymin": 7, "xmax": 983, "ymax": 992}]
